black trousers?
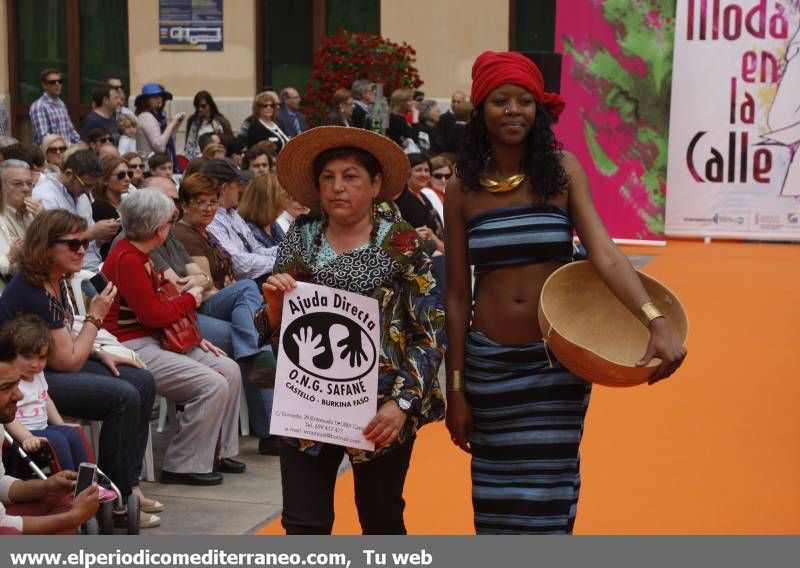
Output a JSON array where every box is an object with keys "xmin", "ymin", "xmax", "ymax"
[{"xmin": 279, "ymin": 439, "xmax": 415, "ymax": 535}]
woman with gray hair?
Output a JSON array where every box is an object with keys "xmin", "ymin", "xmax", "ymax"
[
  {"xmin": 413, "ymin": 100, "xmax": 444, "ymax": 156},
  {"xmin": 101, "ymin": 189, "xmax": 246, "ymax": 486}
]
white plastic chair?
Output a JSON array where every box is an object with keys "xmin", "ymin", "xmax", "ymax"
[
  {"xmin": 68, "ymin": 269, "xmax": 96, "ymax": 316},
  {"xmin": 68, "ymin": 269, "xmax": 156, "ymax": 482},
  {"xmin": 157, "ymin": 388, "xmax": 250, "ymax": 435}
]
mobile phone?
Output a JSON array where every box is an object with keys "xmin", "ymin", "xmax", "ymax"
[
  {"xmin": 89, "ymin": 272, "xmax": 109, "ymax": 293},
  {"xmin": 74, "ymin": 462, "xmax": 97, "ymax": 499}
]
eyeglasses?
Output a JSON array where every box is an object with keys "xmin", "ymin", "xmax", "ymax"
[
  {"xmin": 51, "ymin": 238, "xmax": 90, "ymax": 252},
  {"xmin": 95, "ymin": 136, "xmax": 113, "ymax": 144},
  {"xmin": 129, "ymin": 163, "xmax": 145, "ymax": 170},
  {"xmin": 46, "ymin": 146, "xmax": 67, "ymax": 154},
  {"xmin": 432, "ymin": 173, "xmax": 452, "ymax": 180},
  {"xmin": 74, "ymin": 174, "xmax": 96, "ymax": 191},
  {"xmin": 189, "ymin": 199, "xmax": 219, "ymax": 210},
  {"xmin": 115, "ymin": 170, "xmax": 134, "ymax": 181},
  {"xmin": 45, "ymin": 79, "xmax": 63, "ymax": 86}
]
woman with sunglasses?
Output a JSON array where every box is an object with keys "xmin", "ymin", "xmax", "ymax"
[
  {"xmin": 0, "ymin": 209, "xmax": 160, "ymax": 527},
  {"xmin": 422, "ymin": 156, "xmax": 452, "ymax": 221},
  {"xmin": 92, "ymin": 156, "xmax": 131, "ymax": 259},
  {"xmin": 122, "ymin": 152, "xmax": 146, "ymax": 188},
  {"xmin": 242, "ymin": 92, "xmax": 290, "ymax": 153},
  {"xmin": 87, "ymin": 128, "xmax": 115, "ymax": 155},
  {"xmin": 40, "ymin": 134, "xmax": 67, "ymax": 174},
  {"xmin": 184, "ymin": 91, "xmax": 232, "ymax": 161}
]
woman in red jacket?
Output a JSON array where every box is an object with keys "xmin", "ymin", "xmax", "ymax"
[{"xmin": 102, "ymin": 188, "xmax": 245, "ymax": 487}]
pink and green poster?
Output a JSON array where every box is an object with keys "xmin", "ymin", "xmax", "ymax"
[{"xmin": 555, "ymin": 0, "xmax": 675, "ymax": 240}]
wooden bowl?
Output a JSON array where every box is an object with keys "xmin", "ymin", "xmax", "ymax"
[{"xmin": 537, "ymin": 261, "xmax": 688, "ymax": 387}]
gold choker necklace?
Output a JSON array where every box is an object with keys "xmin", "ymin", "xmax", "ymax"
[{"xmin": 478, "ymin": 173, "xmax": 527, "ymax": 193}]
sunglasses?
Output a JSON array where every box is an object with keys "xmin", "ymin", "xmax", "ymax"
[
  {"xmin": 129, "ymin": 163, "xmax": 145, "ymax": 170},
  {"xmin": 74, "ymin": 174, "xmax": 96, "ymax": 191},
  {"xmin": 96, "ymin": 136, "xmax": 113, "ymax": 144},
  {"xmin": 115, "ymin": 170, "xmax": 134, "ymax": 181},
  {"xmin": 46, "ymin": 146, "xmax": 67, "ymax": 154},
  {"xmin": 45, "ymin": 79, "xmax": 63, "ymax": 86},
  {"xmin": 51, "ymin": 238, "xmax": 90, "ymax": 252},
  {"xmin": 432, "ymin": 173, "xmax": 452, "ymax": 180},
  {"xmin": 259, "ymin": 103, "xmax": 279, "ymax": 108}
]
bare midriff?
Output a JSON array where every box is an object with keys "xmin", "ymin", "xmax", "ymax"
[{"xmin": 471, "ymin": 260, "xmax": 567, "ymax": 344}]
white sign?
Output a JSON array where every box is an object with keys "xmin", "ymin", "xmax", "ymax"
[
  {"xmin": 269, "ymin": 282, "xmax": 379, "ymax": 451},
  {"xmin": 665, "ymin": 0, "xmax": 800, "ymax": 240}
]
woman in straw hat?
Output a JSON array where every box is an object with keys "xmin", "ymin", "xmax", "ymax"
[
  {"xmin": 444, "ymin": 51, "xmax": 687, "ymax": 534},
  {"xmin": 254, "ymin": 126, "xmax": 445, "ymax": 534}
]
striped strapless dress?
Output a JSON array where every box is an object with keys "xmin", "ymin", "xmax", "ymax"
[{"xmin": 465, "ymin": 203, "xmax": 592, "ymax": 534}]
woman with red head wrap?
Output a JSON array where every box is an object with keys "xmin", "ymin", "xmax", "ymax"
[{"xmin": 443, "ymin": 51, "xmax": 686, "ymax": 534}]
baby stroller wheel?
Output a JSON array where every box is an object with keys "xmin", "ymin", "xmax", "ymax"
[
  {"xmin": 98, "ymin": 500, "xmax": 114, "ymax": 534},
  {"xmin": 126, "ymin": 494, "xmax": 140, "ymax": 535},
  {"xmin": 81, "ymin": 517, "xmax": 99, "ymax": 535}
]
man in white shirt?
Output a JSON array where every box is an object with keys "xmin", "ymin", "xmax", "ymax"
[
  {"xmin": 203, "ymin": 158, "xmax": 278, "ymax": 285},
  {"xmin": 32, "ymin": 149, "xmax": 119, "ymax": 271},
  {"xmin": 0, "ymin": 338, "xmax": 98, "ymax": 534}
]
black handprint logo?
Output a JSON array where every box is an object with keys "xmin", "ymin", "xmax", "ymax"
[
  {"xmin": 283, "ymin": 313, "xmax": 376, "ymax": 381},
  {"xmin": 331, "ymin": 323, "xmax": 368, "ymax": 367}
]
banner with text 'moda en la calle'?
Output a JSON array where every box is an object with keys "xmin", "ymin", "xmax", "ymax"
[{"xmin": 666, "ymin": 0, "xmax": 800, "ymax": 240}]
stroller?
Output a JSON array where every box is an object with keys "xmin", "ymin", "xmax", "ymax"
[{"xmin": 2, "ymin": 429, "xmax": 141, "ymax": 534}]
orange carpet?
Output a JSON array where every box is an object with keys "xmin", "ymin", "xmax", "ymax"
[{"xmin": 258, "ymin": 240, "xmax": 800, "ymax": 535}]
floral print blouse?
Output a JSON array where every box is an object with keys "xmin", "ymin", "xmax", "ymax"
[{"xmin": 254, "ymin": 207, "xmax": 445, "ymax": 463}]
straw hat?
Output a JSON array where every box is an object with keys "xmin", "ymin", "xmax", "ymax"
[
  {"xmin": 276, "ymin": 126, "xmax": 410, "ymax": 210},
  {"xmin": 538, "ymin": 261, "xmax": 688, "ymax": 387}
]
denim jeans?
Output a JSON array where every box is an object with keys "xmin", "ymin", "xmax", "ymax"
[
  {"xmin": 196, "ymin": 280, "xmax": 274, "ymax": 439},
  {"xmin": 31, "ymin": 425, "xmax": 90, "ymax": 472},
  {"xmin": 197, "ymin": 279, "xmax": 263, "ymax": 360},
  {"xmin": 45, "ymin": 360, "xmax": 155, "ymax": 497}
]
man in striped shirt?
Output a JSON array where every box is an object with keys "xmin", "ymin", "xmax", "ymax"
[{"xmin": 28, "ymin": 69, "xmax": 80, "ymax": 146}]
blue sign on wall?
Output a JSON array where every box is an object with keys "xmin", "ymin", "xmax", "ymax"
[{"xmin": 159, "ymin": 0, "xmax": 223, "ymax": 51}]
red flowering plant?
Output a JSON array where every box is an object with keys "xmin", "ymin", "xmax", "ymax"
[{"xmin": 304, "ymin": 29, "xmax": 423, "ymax": 126}]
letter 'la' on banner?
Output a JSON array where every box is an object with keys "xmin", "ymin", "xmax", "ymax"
[
  {"xmin": 665, "ymin": 0, "xmax": 800, "ymax": 240},
  {"xmin": 269, "ymin": 282, "xmax": 379, "ymax": 451}
]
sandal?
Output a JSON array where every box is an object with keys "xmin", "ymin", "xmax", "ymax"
[
  {"xmin": 139, "ymin": 511, "xmax": 161, "ymax": 529},
  {"xmin": 139, "ymin": 496, "xmax": 164, "ymax": 514}
]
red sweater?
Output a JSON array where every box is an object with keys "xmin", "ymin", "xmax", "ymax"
[{"xmin": 102, "ymin": 238, "xmax": 197, "ymax": 343}]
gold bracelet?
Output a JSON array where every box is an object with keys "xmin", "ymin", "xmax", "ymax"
[
  {"xmin": 639, "ymin": 302, "xmax": 664, "ymax": 327},
  {"xmin": 85, "ymin": 314, "xmax": 104, "ymax": 330},
  {"xmin": 447, "ymin": 370, "xmax": 464, "ymax": 392}
]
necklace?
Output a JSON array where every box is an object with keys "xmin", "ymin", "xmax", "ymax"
[{"xmin": 478, "ymin": 173, "xmax": 527, "ymax": 193}]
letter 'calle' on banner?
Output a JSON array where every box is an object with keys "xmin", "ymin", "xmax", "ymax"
[{"xmin": 270, "ymin": 282, "xmax": 379, "ymax": 451}]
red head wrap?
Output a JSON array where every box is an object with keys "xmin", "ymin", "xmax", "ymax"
[{"xmin": 470, "ymin": 51, "xmax": 565, "ymax": 117}]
